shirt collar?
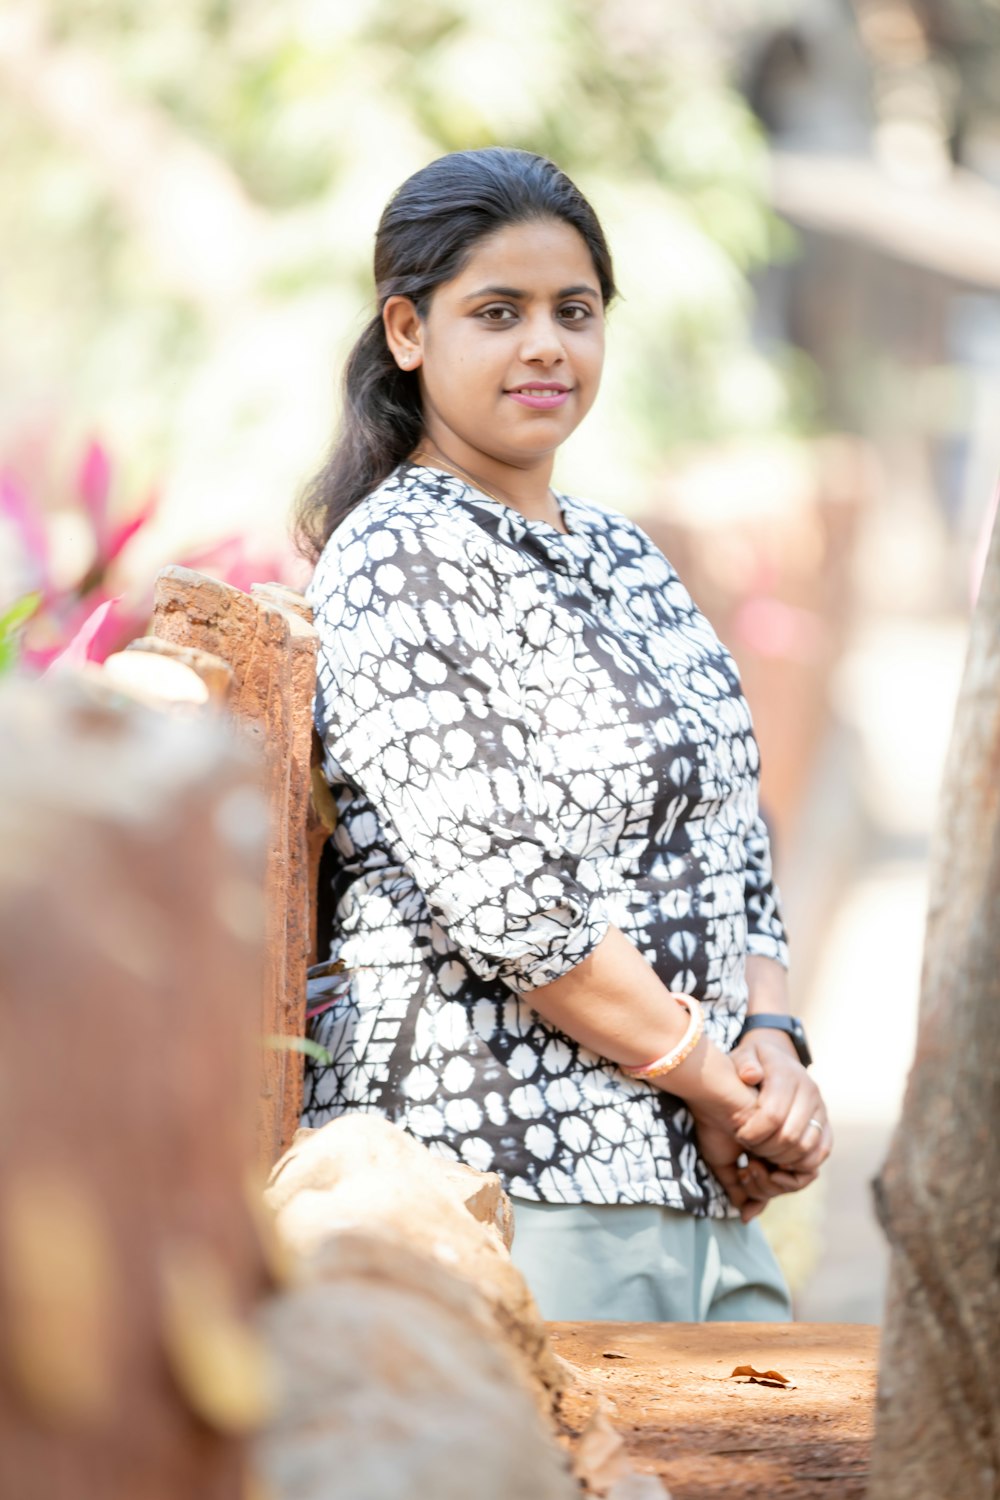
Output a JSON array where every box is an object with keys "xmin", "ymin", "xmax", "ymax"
[{"xmin": 403, "ymin": 461, "xmax": 600, "ymax": 576}]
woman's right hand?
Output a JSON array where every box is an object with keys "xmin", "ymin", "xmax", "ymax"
[{"xmin": 694, "ymin": 1115, "xmax": 819, "ymax": 1220}]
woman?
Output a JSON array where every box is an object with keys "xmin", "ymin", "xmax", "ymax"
[{"xmin": 297, "ymin": 147, "xmax": 832, "ymax": 1322}]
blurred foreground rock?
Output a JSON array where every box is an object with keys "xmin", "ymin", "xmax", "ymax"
[
  {"xmin": 254, "ymin": 1117, "xmax": 665, "ymax": 1498},
  {"xmin": 253, "ymin": 1116, "xmax": 582, "ymax": 1500},
  {"xmin": 0, "ymin": 678, "xmax": 270, "ymax": 1500},
  {"xmin": 0, "ymin": 677, "xmax": 650, "ymax": 1499}
]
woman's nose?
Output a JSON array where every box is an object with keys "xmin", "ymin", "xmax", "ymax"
[{"xmin": 518, "ymin": 313, "xmax": 566, "ymax": 366}]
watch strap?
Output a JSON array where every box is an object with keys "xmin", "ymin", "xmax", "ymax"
[{"xmin": 736, "ymin": 1013, "xmax": 813, "ymax": 1068}]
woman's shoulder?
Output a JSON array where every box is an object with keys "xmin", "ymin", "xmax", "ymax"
[
  {"xmin": 308, "ymin": 464, "xmax": 504, "ymax": 603},
  {"xmin": 558, "ymin": 491, "xmax": 677, "ymax": 574}
]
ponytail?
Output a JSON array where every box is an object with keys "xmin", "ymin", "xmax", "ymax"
[{"xmin": 293, "ymin": 314, "xmax": 423, "ymax": 560}]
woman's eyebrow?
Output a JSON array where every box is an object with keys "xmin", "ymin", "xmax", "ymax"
[{"xmin": 460, "ymin": 283, "xmax": 600, "ymax": 303}]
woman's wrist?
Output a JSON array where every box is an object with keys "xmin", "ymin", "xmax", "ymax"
[
  {"xmin": 744, "ymin": 953, "xmax": 790, "ymax": 1016},
  {"xmin": 654, "ymin": 1033, "xmax": 759, "ymax": 1134}
]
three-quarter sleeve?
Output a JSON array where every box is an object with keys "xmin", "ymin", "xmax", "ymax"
[
  {"xmin": 309, "ymin": 516, "xmax": 609, "ymax": 994},
  {"xmin": 743, "ymin": 811, "xmax": 789, "ymax": 968}
]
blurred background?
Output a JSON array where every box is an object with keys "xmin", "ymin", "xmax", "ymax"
[{"xmin": 2, "ymin": 0, "xmax": 998, "ymax": 1321}]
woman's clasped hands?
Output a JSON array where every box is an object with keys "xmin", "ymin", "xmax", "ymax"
[{"xmin": 694, "ymin": 1031, "xmax": 833, "ymax": 1223}]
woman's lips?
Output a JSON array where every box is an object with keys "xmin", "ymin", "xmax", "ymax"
[{"xmin": 505, "ymin": 387, "xmax": 571, "ymax": 410}]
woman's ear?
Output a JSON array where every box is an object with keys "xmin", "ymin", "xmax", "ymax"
[{"xmin": 383, "ymin": 296, "xmax": 424, "ymax": 372}]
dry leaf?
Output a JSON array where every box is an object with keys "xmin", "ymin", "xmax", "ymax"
[
  {"xmin": 602, "ymin": 1349, "xmax": 629, "ymax": 1360},
  {"xmin": 730, "ymin": 1364, "xmax": 795, "ymax": 1389}
]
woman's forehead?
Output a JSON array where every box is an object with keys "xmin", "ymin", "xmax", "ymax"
[{"xmin": 446, "ymin": 219, "xmax": 600, "ymax": 297}]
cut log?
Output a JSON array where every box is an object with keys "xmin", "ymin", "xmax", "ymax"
[
  {"xmin": 868, "ymin": 515, "xmax": 1000, "ymax": 1499},
  {"xmin": 0, "ymin": 678, "xmax": 270, "ymax": 1500},
  {"xmin": 100, "ymin": 651, "xmax": 211, "ymax": 711},
  {"xmin": 257, "ymin": 1117, "xmax": 676, "ymax": 1497},
  {"xmin": 124, "ymin": 635, "xmax": 233, "ymax": 705},
  {"xmin": 251, "ymin": 583, "xmax": 319, "ymax": 1152},
  {"xmin": 251, "ymin": 584, "xmax": 334, "ymax": 969}
]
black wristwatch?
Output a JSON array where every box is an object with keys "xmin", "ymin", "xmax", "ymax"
[{"xmin": 735, "ymin": 1014, "xmax": 813, "ymax": 1068}]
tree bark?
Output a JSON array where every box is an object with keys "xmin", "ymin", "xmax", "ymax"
[{"xmin": 868, "ymin": 514, "xmax": 1000, "ymax": 1499}]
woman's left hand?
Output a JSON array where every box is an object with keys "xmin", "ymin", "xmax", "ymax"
[{"xmin": 730, "ymin": 1029, "xmax": 833, "ymax": 1173}]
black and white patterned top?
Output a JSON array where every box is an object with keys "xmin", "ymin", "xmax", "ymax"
[{"xmin": 304, "ymin": 461, "xmax": 788, "ymax": 1216}]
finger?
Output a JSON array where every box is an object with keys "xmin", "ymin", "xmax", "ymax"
[
  {"xmin": 738, "ymin": 1086, "xmax": 828, "ymax": 1165},
  {"xmin": 788, "ymin": 1120, "xmax": 834, "ymax": 1176},
  {"xmin": 736, "ymin": 1092, "xmax": 804, "ymax": 1156},
  {"xmin": 779, "ymin": 1111, "xmax": 832, "ymax": 1170},
  {"xmin": 733, "ymin": 1067, "xmax": 809, "ymax": 1154},
  {"xmin": 766, "ymin": 1167, "xmax": 818, "ymax": 1194},
  {"xmin": 717, "ymin": 1173, "xmax": 751, "ymax": 1210},
  {"xmin": 740, "ymin": 1198, "xmax": 768, "ymax": 1223},
  {"xmin": 737, "ymin": 1158, "xmax": 782, "ymax": 1201},
  {"xmin": 733, "ymin": 1042, "xmax": 765, "ymax": 1087}
]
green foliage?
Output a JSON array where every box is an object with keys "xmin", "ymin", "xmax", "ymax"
[
  {"xmin": 1, "ymin": 0, "xmax": 807, "ymax": 526},
  {"xmin": 265, "ymin": 1033, "xmax": 333, "ymax": 1067},
  {"xmin": 0, "ymin": 594, "xmax": 41, "ymax": 675}
]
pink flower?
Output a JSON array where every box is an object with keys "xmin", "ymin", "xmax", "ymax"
[{"xmin": 1, "ymin": 470, "xmax": 52, "ymax": 595}]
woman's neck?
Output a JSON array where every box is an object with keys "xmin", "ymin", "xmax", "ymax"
[{"xmin": 412, "ymin": 434, "xmax": 565, "ymax": 532}]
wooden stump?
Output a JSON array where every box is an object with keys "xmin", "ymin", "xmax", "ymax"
[
  {"xmin": 868, "ymin": 515, "xmax": 1000, "ymax": 1499},
  {"xmin": 0, "ymin": 678, "xmax": 271, "ymax": 1500},
  {"xmin": 151, "ymin": 566, "xmax": 320, "ymax": 1167}
]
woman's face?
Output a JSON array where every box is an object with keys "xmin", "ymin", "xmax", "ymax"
[{"xmin": 387, "ymin": 217, "xmax": 606, "ymax": 476}]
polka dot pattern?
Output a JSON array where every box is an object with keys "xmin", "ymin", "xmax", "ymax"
[{"xmin": 303, "ymin": 463, "xmax": 788, "ymax": 1216}]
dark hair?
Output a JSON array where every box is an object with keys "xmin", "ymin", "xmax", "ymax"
[{"xmin": 294, "ymin": 147, "xmax": 616, "ymax": 558}]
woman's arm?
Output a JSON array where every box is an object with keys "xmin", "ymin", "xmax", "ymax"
[
  {"xmin": 526, "ymin": 926, "xmax": 795, "ymax": 1218},
  {"xmin": 526, "ymin": 925, "xmax": 758, "ymax": 1133},
  {"xmin": 527, "ymin": 929, "xmax": 831, "ymax": 1193}
]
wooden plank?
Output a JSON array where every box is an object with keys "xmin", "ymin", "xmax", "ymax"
[
  {"xmin": 550, "ymin": 1321, "xmax": 878, "ymax": 1500},
  {"xmin": 150, "ymin": 567, "xmax": 319, "ymax": 1168},
  {"xmin": 251, "ymin": 584, "xmax": 318, "ymax": 1156}
]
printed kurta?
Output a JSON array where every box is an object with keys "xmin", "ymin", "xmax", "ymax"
[{"xmin": 304, "ymin": 462, "xmax": 788, "ymax": 1216}]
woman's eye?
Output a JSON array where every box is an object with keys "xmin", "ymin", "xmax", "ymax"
[
  {"xmin": 559, "ymin": 304, "xmax": 591, "ymax": 322},
  {"xmin": 479, "ymin": 305, "xmax": 516, "ymax": 323}
]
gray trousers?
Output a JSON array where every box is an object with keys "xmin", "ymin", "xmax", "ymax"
[{"xmin": 509, "ymin": 1197, "xmax": 792, "ymax": 1322}]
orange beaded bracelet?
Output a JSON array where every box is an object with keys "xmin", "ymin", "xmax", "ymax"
[{"xmin": 622, "ymin": 994, "xmax": 705, "ymax": 1081}]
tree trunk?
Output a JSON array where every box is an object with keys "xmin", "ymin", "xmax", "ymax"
[{"xmin": 868, "ymin": 515, "xmax": 1000, "ymax": 1499}]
